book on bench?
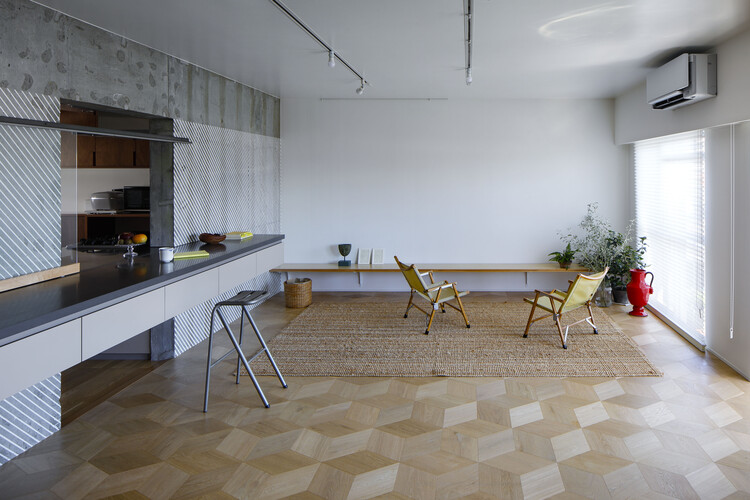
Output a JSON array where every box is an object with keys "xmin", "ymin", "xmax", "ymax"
[{"xmin": 225, "ymin": 231, "xmax": 253, "ymax": 240}]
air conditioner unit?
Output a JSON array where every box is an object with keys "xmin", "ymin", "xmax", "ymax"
[{"xmin": 646, "ymin": 53, "xmax": 717, "ymax": 110}]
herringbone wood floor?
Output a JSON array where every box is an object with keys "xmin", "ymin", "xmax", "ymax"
[{"xmin": 1, "ymin": 292, "xmax": 749, "ymax": 499}]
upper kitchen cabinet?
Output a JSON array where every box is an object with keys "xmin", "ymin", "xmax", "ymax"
[
  {"xmin": 135, "ymin": 140, "xmax": 150, "ymax": 168},
  {"xmin": 94, "ymin": 136, "xmax": 134, "ymax": 167},
  {"xmin": 60, "ymin": 107, "xmax": 150, "ymax": 169},
  {"xmin": 60, "ymin": 108, "xmax": 95, "ymax": 168}
]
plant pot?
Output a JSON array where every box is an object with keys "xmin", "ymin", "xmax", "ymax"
[
  {"xmin": 558, "ymin": 261, "xmax": 572, "ymax": 269},
  {"xmin": 612, "ymin": 287, "xmax": 628, "ymax": 305},
  {"xmin": 594, "ymin": 284, "xmax": 613, "ymax": 307}
]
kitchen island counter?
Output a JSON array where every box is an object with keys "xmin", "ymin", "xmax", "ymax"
[{"xmin": 0, "ymin": 234, "xmax": 284, "ymax": 348}]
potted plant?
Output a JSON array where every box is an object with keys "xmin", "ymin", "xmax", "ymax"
[
  {"xmin": 548, "ymin": 243, "xmax": 576, "ymax": 269},
  {"xmin": 559, "ymin": 203, "xmax": 646, "ymax": 307},
  {"xmin": 608, "ymin": 233, "xmax": 647, "ymax": 304}
]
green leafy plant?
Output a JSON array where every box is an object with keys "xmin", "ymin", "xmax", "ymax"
[
  {"xmin": 548, "ymin": 243, "xmax": 576, "ymax": 268},
  {"xmin": 607, "ymin": 233, "xmax": 647, "ymax": 289},
  {"xmin": 560, "ymin": 203, "xmax": 647, "ymax": 286}
]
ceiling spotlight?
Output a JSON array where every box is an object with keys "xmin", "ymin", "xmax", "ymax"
[
  {"xmin": 356, "ymin": 79, "xmax": 364, "ymax": 95},
  {"xmin": 466, "ymin": 68, "xmax": 473, "ymax": 85},
  {"xmin": 328, "ymin": 50, "xmax": 336, "ymax": 68}
]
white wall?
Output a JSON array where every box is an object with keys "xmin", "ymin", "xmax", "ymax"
[
  {"xmin": 281, "ymin": 98, "xmax": 628, "ymax": 291},
  {"xmin": 706, "ymin": 122, "xmax": 750, "ymax": 379},
  {"xmin": 705, "ymin": 126, "xmax": 732, "ymax": 362},
  {"xmin": 728, "ymin": 122, "xmax": 750, "ymax": 379},
  {"xmin": 615, "ymin": 28, "xmax": 750, "ymax": 145}
]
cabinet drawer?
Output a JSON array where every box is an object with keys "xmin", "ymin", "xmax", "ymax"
[
  {"xmin": 81, "ymin": 288, "xmax": 165, "ymax": 360},
  {"xmin": 219, "ymin": 253, "xmax": 257, "ymax": 293},
  {"xmin": 165, "ymin": 268, "xmax": 219, "ymax": 318},
  {"xmin": 257, "ymin": 243, "xmax": 284, "ymax": 275},
  {"xmin": 0, "ymin": 319, "xmax": 81, "ymax": 401}
]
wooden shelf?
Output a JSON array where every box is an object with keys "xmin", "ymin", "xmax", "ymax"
[
  {"xmin": 272, "ymin": 263, "xmax": 589, "ymax": 273},
  {"xmin": 272, "ymin": 262, "xmax": 590, "ymax": 286},
  {"xmin": 0, "ymin": 263, "xmax": 81, "ymax": 293}
]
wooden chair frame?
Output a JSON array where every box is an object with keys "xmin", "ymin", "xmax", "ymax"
[
  {"xmin": 395, "ymin": 256, "xmax": 470, "ymax": 334},
  {"xmin": 523, "ymin": 268, "xmax": 608, "ymax": 349}
]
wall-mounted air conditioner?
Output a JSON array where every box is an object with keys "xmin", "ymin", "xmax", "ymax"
[{"xmin": 646, "ymin": 53, "xmax": 717, "ymax": 110}]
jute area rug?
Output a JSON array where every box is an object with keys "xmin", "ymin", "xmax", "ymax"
[{"xmin": 251, "ymin": 302, "xmax": 661, "ymax": 378}]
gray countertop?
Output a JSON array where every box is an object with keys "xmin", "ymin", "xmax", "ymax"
[{"xmin": 0, "ymin": 234, "xmax": 284, "ymax": 347}]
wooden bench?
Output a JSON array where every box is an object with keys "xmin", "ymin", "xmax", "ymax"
[{"xmin": 271, "ymin": 263, "xmax": 589, "ymax": 285}]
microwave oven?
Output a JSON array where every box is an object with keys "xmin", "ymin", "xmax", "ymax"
[{"xmin": 123, "ymin": 186, "xmax": 150, "ymax": 210}]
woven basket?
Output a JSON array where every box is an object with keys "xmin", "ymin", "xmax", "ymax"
[{"xmin": 284, "ymin": 278, "xmax": 312, "ymax": 308}]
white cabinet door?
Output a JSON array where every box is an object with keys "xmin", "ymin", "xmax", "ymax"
[
  {"xmin": 218, "ymin": 253, "xmax": 257, "ymax": 293},
  {"xmin": 0, "ymin": 319, "xmax": 81, "ymax": 401},
  {"xmin": 81, "ymin": 288, "xmax": 165, "ymax": 360},
  {"xmin": 257, "ymin": 243, "xmax": 284, "ymax": 275},
  {"xmin": 165, "ymin": 268, "xmax": 219, "ymax": 319}
]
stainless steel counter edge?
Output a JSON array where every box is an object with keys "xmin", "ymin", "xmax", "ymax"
[{"xmin": 0, "ymin": 234, "xmax": 284, "ymax": 347}]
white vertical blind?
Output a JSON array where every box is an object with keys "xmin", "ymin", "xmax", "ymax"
[{"xmin": 634, "ymin": 130, "xmax": 706, "ymax": 341}]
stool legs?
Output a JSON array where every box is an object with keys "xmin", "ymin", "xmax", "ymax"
[
  {"xmin": 242, "ymin": 305, "xmax": 287, "ymax": 390},
  {"xmin": 203, "ymin": 312, "xmax": 217, "ymax": 413},
  {"xmin": 216, "ymin": 308, "xmax": 269, "ymax": 408},
  {"xmin": 203, "ymin": 302, "xmax": 287, "ymax": 412}
]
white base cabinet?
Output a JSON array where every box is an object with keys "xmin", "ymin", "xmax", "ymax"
[
  {"xmin": 0, "ymin": 319, "xmax": 81, "ymax": 401},
  {"xmin": 1, "ymin": 242, "xmax": 284, "ymax": 393},
  {"xmin": 82, "ymin": 288, "xmax": 165, "ymax": 360}
]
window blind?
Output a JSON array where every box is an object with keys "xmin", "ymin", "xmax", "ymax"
[{"xmin": 634, "ymin": 130, "xmax": 706, "ymax": 342}]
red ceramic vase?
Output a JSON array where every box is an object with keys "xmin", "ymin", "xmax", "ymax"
[{"xmin": 627, "ymin": 269, "xmax": 653, "ymax": 317}]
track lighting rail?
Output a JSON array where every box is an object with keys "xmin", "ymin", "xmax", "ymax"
[
  {"xmin": 268, "ymin": 0, "xmax": 369, "ymax": 89},
  {"xmin": 465, "ymin": 0, "xmax": 474, "ymax": 85}
]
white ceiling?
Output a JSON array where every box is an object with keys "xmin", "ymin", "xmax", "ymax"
[{"xmin": 34, "ymin": 0, "xmax": 750, "ymax": 99}]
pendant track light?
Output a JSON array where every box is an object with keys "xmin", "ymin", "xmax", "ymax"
[{"xmin": 268, "ymin": 0, "xmax": 369, "ymax": 93}]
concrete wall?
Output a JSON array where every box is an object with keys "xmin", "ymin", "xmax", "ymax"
[
  {"xmin": 281, "ymin": 98, "xmax": 629, "ymax": 292},
  {"xmin": 0, "ymin": 87, "xmax": 63, "ymax": 465},
  {"xmin": 0, "ymin": 0, "xmax": 279, "ymax": 137}
]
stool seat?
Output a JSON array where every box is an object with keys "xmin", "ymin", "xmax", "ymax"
[
  {"xmin": 203, "ymin": 290, "xmax": 287, "ymax": 411},
  {"xmin": 217, "ymin": 290, "xmax": 267, "ymax": 307}
]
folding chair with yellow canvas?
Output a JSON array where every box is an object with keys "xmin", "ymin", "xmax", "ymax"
[
  {"xmin": 523, "ymin": 268, "xmax": 608, "ymax": 349},
  {"xmin": 394, "ymin": 256, "xmax": 470, "ymax": 334}
]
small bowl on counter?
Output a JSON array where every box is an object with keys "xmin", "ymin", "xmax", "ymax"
[{"xmin": 199, "ymin": 233, "xmax": 227, "ymax": 245}]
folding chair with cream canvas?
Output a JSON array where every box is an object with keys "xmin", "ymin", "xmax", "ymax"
[
  {"xmin": 394, "ymin": 256, "xmax": 470, "ymax": 334},
  {"xmin": 523, "ymin": 268, "xmax": 608, "ymax": 349}
]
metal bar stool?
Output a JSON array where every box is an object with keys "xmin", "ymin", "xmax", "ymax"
[{"xmin": 203, "ymin": 290, "xmax": 287, "ymax": 411}]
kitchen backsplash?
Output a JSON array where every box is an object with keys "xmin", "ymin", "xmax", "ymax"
[{"xmin": 60, "ymin": 167, "xmax": 150, "ymax": 213}]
